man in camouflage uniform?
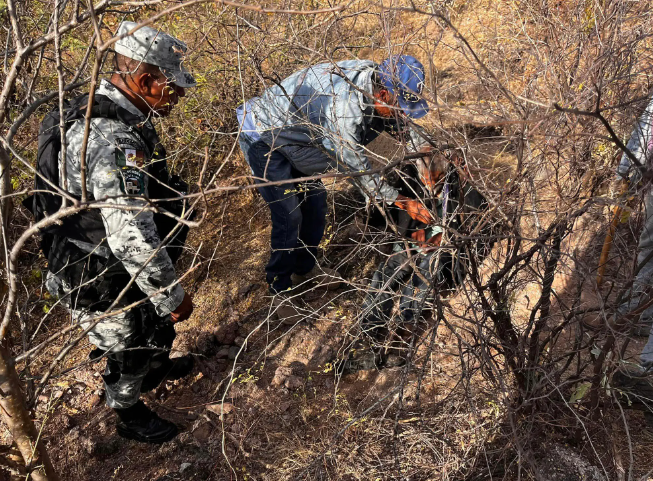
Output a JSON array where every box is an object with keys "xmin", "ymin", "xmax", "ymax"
[{"xmin": 41, "ymin": 21, "xmax": 196, "ymax": 443}]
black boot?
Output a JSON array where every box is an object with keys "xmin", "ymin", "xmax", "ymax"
[
  {"xmin": 140, "ymin": 355, "xmax": 195, "ymax": 393},
  {"xmin": 115, "ymin": 401, "xmax": 178, "ymax": 444},
  {"xmin": 336, "ymin": 344, "xmax": 383, "ymax": 374}
]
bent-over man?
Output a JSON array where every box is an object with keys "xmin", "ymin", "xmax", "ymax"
[{"xmin": 236, "ymin": 55, "xmax": 434, "ymax": 322}]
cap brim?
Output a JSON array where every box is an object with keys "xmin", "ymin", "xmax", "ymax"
[
  {"xmin": 161, "ymin": 65, "xmax": 197, "ymax": 88},
  {"xmin": 399, "ymin": 96, "xmax": 429, "ymax": 119}
]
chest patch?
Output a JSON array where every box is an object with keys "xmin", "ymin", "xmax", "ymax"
[
  {"xmin": 116, "ymin": 147, "xmax": 145, "ymax": 168},
  {"xmin": 121, "ymin": 169, "xmax": 145, "ymax": 196}
]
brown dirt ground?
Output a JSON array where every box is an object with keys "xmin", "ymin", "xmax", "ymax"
[{"xmin": 7, "ymin": 136, "xmax": 484, "ymax": 480}]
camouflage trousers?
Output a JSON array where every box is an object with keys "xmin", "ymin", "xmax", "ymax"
[
  {"xmin": 612, "ymin": 188, "xmax": 653, "ymax": 367},
  {"xmin": 75, "ymin": 303, "xmax": 176, "ymax": 409}
]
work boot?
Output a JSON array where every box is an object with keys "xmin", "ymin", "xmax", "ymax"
[
  {"xmin": 614, "ymin": 368, "xmax": 653, "ymax": 429},
  {"xmin": 632, "ymin": 321, "xmax": 652, "ymax": 338},
  {"xmin": 337, "ymin": 347, "xmax": 382, "ymax": 374},
  {"xmin": 140, "ymin": 355, "xmax": 195, "ymax": 393},
  {"xmin": 271, "ymin": 293, "xmax": 306, "ymax": 325},
  {"xmin": 617, "ymin": 290, "xmax": 653, "ymax": 337},
  {"xmin": 291, "ymin": 265, "xmax": 341, "ymax": 291},
  {"xmin": 115, "ymin": 401, "xmax": 178, "ymax": 444},
  {"xmin": 612, "ymin": 366, "xmax": 653, "ymax": 410}
]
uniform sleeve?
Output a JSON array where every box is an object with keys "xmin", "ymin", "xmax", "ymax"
[
  {"xmin": 323, "ymin": 94, "xmax": 398, "ymax": 202},
  {"xmin": 86, "ymin": 126, "xmax": 185, "ymax": 316},
  {"xmin": 618, "ymin": 94, "xmax": 653, "ymax": 183}
]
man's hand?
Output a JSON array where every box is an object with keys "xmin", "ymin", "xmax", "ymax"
[
  {"xmin": 170, "ymin": 292, "xmax": 194, "ymax": 324},
  {"xmin": 411, "ymin": 229, "xmax": 427, "ymax": 244},
  {"xmin": 410, "ymin": 229, "xmax": 442, "ymax": 249},
  {"xmin": 395, "ymin": 194, "xmax": 433, "ymax": 224}
]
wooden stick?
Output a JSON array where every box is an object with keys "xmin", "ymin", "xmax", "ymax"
[{"xmin": 597, "ymin": 179, "xmax": 629, "ymax": 287}]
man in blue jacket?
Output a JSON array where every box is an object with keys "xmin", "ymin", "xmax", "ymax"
[{"xmin": 237, "ymin": 55, "xmax": 433, "ymax": 322}]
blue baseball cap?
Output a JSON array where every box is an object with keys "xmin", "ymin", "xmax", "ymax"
[{"xmin": 378, "ymin": 55, "xmax": 429, "ymax": 119}]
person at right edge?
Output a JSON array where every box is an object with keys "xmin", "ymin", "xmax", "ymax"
[
  {"xmin": 236, "ymin": 55, "xmax": 434, "ymax": 323},
  {"xmin": 27, "ymin": 22, "xmax": 196, "ymax": 443},
  {"xmin": 611, "ymin": 94, "xmax": 653, "ymax": 416}
]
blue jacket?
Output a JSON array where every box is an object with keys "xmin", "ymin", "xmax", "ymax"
[{"xmin": 238, "ymin": 60, "xmax": 426, "ymax": 202}]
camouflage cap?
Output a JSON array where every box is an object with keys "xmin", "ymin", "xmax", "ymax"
[{"xmin": 114, "ymin": 21, "xmax": 196, "ymax": 88}]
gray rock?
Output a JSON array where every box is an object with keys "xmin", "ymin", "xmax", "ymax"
[
  {"xmin": 237, "ymin": 283, "xmax": 260, "ymax": 299},
  {"xmin": 538, "ymin": 443, "xmax": 606, "ymax": 481},
  {"xmin": 271, "ymin": 366, "xmax": 293, "ymax": 387},
  {"xmin": 89, "ymin": 393, "xmax": 102, "ymax": 408},
  {"xmin": 195, "ymin": 332, "xmax": 217, "ymax": 356},
  {"xmin": 309, "ymin": 344, "xmax": 335, "ymax": 366},
  {"xmin": 227, "ymin": 346, "xmax": 240, "ymax": 360},
  {"xmin": 206, "ymin": 402, "xmax": 234, "ymax": 420},
  {"xmin": 214, "ymin": 322, "xmax": 238, "ymax": 346},
  {"xmin": 215, "ymin": 347, "xmax": 231, "ymax": 359},
  {"xmin": 192, "ymin": 423, "xmax": 213, "ymax": 444},
  {"xmin": 284, "ymin": 375, "xmax": 303, "ymax": 390},
  {"xmin": 80, "ymin": 435, "xmax": 96, "ymax": 455}
]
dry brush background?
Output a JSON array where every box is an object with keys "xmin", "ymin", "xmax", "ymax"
[{"xmin": 0, "ymin": 0, "xmax": 653, "ymax": 479}]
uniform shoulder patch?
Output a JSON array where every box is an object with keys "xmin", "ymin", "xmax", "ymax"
[
  {"xmin": 120, "ymin": 169, "xmax": 146, "ymax": 196},
  {"xmin": 114, "ymin": 135, "xmax": 147, "ymax": 167},
  {"xmin": 114, "ymin": 137, "xmax": 145, "ymax": 150}
]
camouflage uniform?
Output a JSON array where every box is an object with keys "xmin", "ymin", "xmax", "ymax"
[
  {"xmin": 617, "ymin": 94, "xmax": 653, "ymax": 366},
  {"xmin": 45, "ymin": 79, "xmax": 185, "ymax": 408}
]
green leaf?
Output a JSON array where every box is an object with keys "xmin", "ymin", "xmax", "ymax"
[{"xmin": 569, "ymin": 382, "xmax": 591, "ymax": 403}]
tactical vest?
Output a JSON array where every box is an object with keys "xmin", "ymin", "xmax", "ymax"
[{"xmin": 25, "ymin": 93, "xmax": 190, "ymax": 310}]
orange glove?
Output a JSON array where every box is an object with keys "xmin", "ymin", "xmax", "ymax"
[
  {"xmin": 410, "ymin": 229, "xmax": 442, "ymax": 249},
  {"xmin": 411, "ymin": 229, "xmax": 427, "ymax": 244},
  {"xmin": 395, "ymin": 194, "xmax": 433, "ymax": 224}
]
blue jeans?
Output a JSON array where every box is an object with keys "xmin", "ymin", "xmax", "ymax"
[{"xmin": 239, "ymin": 134, "xmax": 328, "ymax": 293}]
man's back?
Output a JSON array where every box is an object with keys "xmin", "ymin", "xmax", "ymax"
[{"xmin": 249, "ymin": 59, "xmax": 377, "ymax": 146}]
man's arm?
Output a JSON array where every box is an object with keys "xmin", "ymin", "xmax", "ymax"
[
  {"xmin": 326, "ymin": 99, "xmax": 435, "ymax": 223},
  {"xmin": 325, "ymin": 98, "xmax": 399, "ymax": 202},
  {"xmin": 86, "ymin": 128, "xmax": 186, "ymax": 317}
]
